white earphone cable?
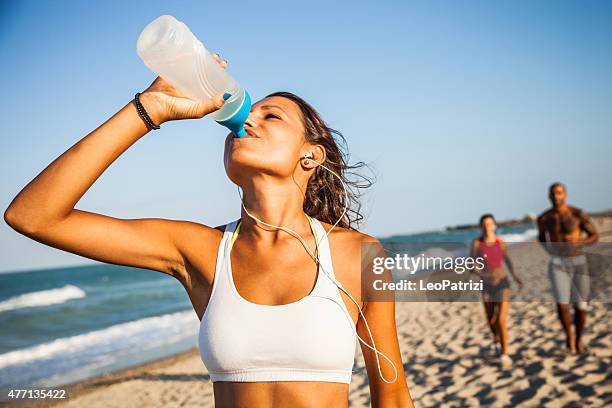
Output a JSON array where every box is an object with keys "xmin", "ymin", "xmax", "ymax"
[{"xmin": 236, "ymin": 153, "xmax": 398, "ymax": 384}]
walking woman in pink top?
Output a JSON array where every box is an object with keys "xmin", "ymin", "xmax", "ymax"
[{"xmin": 470, "ymin": 214, "xmax": 523, "ymax": 368}]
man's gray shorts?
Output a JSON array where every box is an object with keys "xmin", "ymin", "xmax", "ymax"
[{"xmin": 548, "ymin": 255, "xmax": 590, "ymax": 310}]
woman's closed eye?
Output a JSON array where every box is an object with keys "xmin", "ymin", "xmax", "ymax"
[{"xmin": 265, "ymin": 113, "xmax": 281, "ymax": 120}]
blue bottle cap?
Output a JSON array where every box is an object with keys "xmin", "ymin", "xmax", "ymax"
[{"xmin": 216, "ymin": 90, "xmax": 251, "ymax": 137}]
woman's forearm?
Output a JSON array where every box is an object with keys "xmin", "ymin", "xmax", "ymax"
[
  {"xmin": 504, "ymin": 256, "xmax": 514, "ymax": 274},
  {"xmin": 372, "ymin": 386, "xmax": 413, "ymax": 408},
  {"xmin": 4, "ymin": 99, "xmax": 151, "ymax": 232}
]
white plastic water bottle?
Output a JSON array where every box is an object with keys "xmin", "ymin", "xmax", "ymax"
[{"xmin": 137, "ymin": 15, "xmax": 251, "ymax": 137}]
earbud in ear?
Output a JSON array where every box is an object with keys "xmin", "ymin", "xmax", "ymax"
[{"xmin": 304, "ymin": 152, "xmax": 314, "ymax": 159}]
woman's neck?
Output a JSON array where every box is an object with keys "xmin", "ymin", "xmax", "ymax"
[
  {"xmin": 238, "ymin": 181, "xmax": 311, "ymax": 242},
  {"xmin": 483, "ymin": 232, "xmax": 496, "ymax": 243}
]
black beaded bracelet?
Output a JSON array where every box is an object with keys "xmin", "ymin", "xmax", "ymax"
[{"xmin": 133, "ymin": 92, "xmax": 161, "ymax": 130}]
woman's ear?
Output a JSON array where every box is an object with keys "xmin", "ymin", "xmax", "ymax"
[
  {"xmin": 301, "ymin": 145, "xmax": 325, "ymax": 168},
  {"xmin": 301, "ymin": 154, "xmax": 315, "ymax": 169}
]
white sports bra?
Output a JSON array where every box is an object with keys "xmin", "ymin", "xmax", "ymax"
[{"xmin": 198, "ymin": 216, "xmax": 357, "ymax": 383}]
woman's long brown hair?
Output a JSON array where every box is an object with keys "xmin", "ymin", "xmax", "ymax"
[{"xmin": 266, "ymin": 91, "xmax": 374, "ymax": 230}]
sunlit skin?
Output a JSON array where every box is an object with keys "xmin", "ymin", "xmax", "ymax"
[
  {"xmin": 470, "ymin": 216, "xmax": 522, "ymax": 358},
  {"xmin": 539, "ymin": 184, "xmax": 598, "ymax": 247},
  {"xmin": 537, "ymin": 183, "xmax": 599, "ymax": 354},
  {"xmin": 4, "ymin": 55, "xmax": 412, "ymax": 407}
]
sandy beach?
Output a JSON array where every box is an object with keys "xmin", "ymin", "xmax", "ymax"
[{"xmin": 10, "ymin": 217, "xmax": 612, "ymax": 408}]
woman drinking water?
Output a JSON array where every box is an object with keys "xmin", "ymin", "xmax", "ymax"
[{"xmin": 4, "ymin": 54, "xmax": 413, "ymax": 407}]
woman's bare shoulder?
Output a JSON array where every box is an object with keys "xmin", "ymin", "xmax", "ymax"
[
  {"xmin": 319, "ymin": 220, "xmax": 384, "ymax": 269},
  {"xmin": 171, "ymin": 220, "xmax": 228, "ymax": 286},
  {"xmin": 319, "ymin": 221, "xmax": 383, "ymax": 310},
  {"xmin": 318, "ymin": 220, "xmax": 378, "ymax": 245}
]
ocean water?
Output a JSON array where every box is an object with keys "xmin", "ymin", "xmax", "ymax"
[
  {"xmin": 0, "ymin": 223, "xmax": 536, "ymax": 391},
  {"xmin": 0, "ymin": 264, "xmax": 199, "ymax": 391}
]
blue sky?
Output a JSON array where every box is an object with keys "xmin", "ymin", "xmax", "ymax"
[{"xmin": 1, "ymin": 1, "xmax": 611, "ymax": 273}]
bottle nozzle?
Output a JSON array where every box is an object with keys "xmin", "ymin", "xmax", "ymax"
[{"xmin": 215, "ymin": 90, "xmax": 251, "ymax": 138}]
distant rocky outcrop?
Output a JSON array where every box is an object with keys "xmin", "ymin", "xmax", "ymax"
[
  {"xmin": 446, "ymin": 213, "xmax": 536, "ymax": 232},
  {"xmin": 446, "ymin": 209, "xmax": 612, "ymax": 232}
]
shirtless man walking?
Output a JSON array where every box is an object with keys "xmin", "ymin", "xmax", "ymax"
[{"xmin": 537, "ymin": 182, "xmax": 599, "ymax": 354}]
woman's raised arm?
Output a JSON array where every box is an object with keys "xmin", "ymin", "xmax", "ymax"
[{"xmin": 4, "ymin": 58, "xmax": 229, "ymax": 284}]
